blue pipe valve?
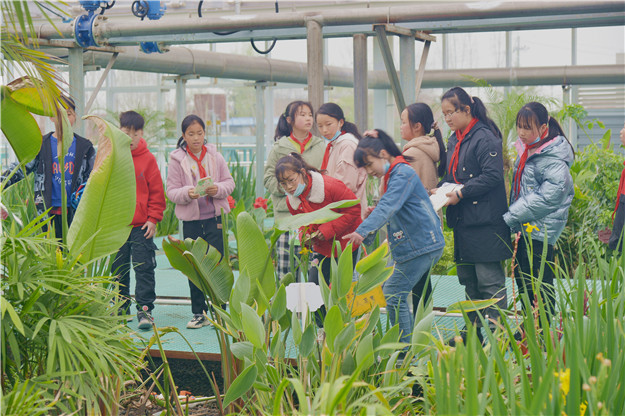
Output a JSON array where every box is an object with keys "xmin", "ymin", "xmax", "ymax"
[{"xmin": 132, "ymin": 1, "xmax": 166, "ymax": 21}]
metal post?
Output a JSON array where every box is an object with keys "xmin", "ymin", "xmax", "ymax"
[
  {"xmin": 106, "ymin": 70, "xmax": 115, "ymax": 114},
  {"xmin": 414, "ymin": 40, "xmax": 431, "ymax": 101},
  {"xmin": 442, "ymin": 33, "xmax": 448, "ymax": 70},
  {"xmin": 353, "ymin": 34, "xmax": 368, "ymax": 133},
  {"xmin": 373, "ymin": 36, "xmax": 389, "ymax": 131},
  {"xmin": 255, "ymin": 82, "xmax": 266, "ymax": 198},
  {"xmin": 399, "ymin": 34, "xmax": 415, "ymax": 106},
  {"xmin": 306, "ymin": 18, "xmax": 324, "ymax": 114},
  {"xmin": 85, "ymin": 52, "xmax": 119, "ymax": 113},
  {"xmin": 570, "ymin": 28, "xmax": 579, "ymax": 149},
  {"xmin": 175, "ymin": 76, "xmax": 187, "ymax": 136},
  {"xmin": 374, "ymin": 25, "xmax": 405, "ymax": 116},
  {"xmin": 68, "ymin": 47, "xmax": 85, "ymax": 135}
]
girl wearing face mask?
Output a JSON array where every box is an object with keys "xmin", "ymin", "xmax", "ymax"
[
  {"xmin": 343, "ymin": 130, "xmax": 444, "ymax": 343},
  {"xmin": 264, "ymin": 101, "xmax": 325, "ymax": 278},
  {"xmin": 167, "ymin": 115, "xmax": 235, "ymax": 329},
  {"xmin": 316, "ymin": 103, "xmax": 368, "ymax": 218},
  {"xmin": 504, "ymin": 102, "xmax": 574, "ymax": 317},
  {"xmin": 275, "ymin": 152, "xmax": 362, "ymax": 324}
]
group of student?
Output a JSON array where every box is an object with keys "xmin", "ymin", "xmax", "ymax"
[{"xmin": 5, "ymin": 87, "xmax": 624, "ymax": 342}]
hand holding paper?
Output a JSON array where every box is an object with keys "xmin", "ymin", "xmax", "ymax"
[
  {"xmin": 194, "ymin": 177, "xmax": 214, "ymax": 196},
  {"xmin": 429, "ymin": 182, "xmax": 464, "ymax": 211}
]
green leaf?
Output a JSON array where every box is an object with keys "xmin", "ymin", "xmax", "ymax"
[
  {"xmin": 411, "ymin": 311, "xmax": 434, "ymax": 356},
  {"xmin": 336, "ymin": 244, "xmax": 354, "ymax": 299},
  {"xmin": 270, "ymin": 284, "xmax": 287, "ymax": 321},
  {"xmin": 446, "ymin": 298, "xmax": 501, "ymax": 314},
  {"xmin": 231, "ymin": 268, "xmax": 251, "ymax": 316},
  {"xmin": 222, "ymin": 364, "xmax": 258, "ymax": 408},
  {"xmin": 274, "ymin": 199, "xmax": 360, "ymax": 231},
  {"xmin": 355, "ymin": 242, "xmax": 389, "ymax": 274},
  {"xmin": 355, "ymin": 262, "xmax": 393, "ymax": 296},
  {"xmin": 68, "ymin": 116, "xmax": 135, "ymax": 262},
  {"xmin": 324, "ymin": 305, "xmax": 343, "ymax": 353},
  {"xmin": 0, "ymin": 295, "xmax": 25, "ymax": 335},
  {"xmin": 236, "ymin": 212, "xmax": 276, "ymax": 303},
  {"xmin": 5, "ymin": 76, "xmax": 55, "ymax": 116},
  {"xmin": 1, "ymin": 86, "xmax": 42, "ymax": 164},
  {"xmin": 240, "ymin": 303, "xmax": 265, "ymax": 349},
  {"xmin": 355, "ymin": 333, "xmax": 374, "ymax": 369},
  {"xmin": 231, "ymin": 341, "xmax": 254, "ymax": 361},
  {"xmin": 291, "ymin": 308, "xmax": 302, "ymax": 345},
  {"xmin": 334, "ymin": 322, "xmax": 356, "ymax": 353},
  {"xmin": 299, "ymin": 324, "xmax": 316, "ymax": 357}
]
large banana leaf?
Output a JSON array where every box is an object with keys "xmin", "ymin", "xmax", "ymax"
[
  {"xmin": 274, "ymin": 199, "xmax": 360, "ymax": 231},
  {"xmin": 162, "ymin": 236, "xmax": 234, "ymax": 305},
  {"xmin": 236, "ymin": 212, "xmax": 276, "ymax": 305},
  {"xmin": 5, "ymin": 77, "xmax": 55, "ymax": 116},
  {"xmin": 68, "ymin": 116, "xmax": 135, "ymax": 261},
  {"xmin": 1, "ymin": 85, "xmax": 42, "ymax": 164}
]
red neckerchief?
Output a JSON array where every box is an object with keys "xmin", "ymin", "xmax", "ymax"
[
  {"xmin": 614, "ymin": 162, "xmax": 625, "ymax": 220},
  {"xmin": 512, "ymin": 129, "xmax": 550, "ymax": 200},
  {"xmin": 383, "ymin": 156, "xmax": 410, "ymax": 193},
  {"xmin": 320, "ymin": 131, "xmax": 344, "ymax": 171},
  {"xmin": 290, "ymin": 132, "xmax": 312, "ymax": 154},
  {"xmin": 188, "ymin": 145, "xmax": 208, "ymax": 178},
  {"xmin": 449, "ymin": 118, "xmax": 479, "ymax": 183}
]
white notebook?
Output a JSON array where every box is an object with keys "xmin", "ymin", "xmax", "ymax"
[{"xmin": 429, "ymin": 182, "xmax": 464, "ymax": 211}]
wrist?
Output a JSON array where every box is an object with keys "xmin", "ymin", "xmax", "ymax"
[{"xmin": 455, "ymin": 190, "xmax": 462, "ymax": 199}]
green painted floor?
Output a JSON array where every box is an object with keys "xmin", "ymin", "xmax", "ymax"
[{"xmin": 127, "ymin": 236, "xmax": 588, "ymax": 358}]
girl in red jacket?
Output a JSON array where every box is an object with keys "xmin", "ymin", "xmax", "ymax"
[{"xmin": 275, "ymin": 153, "xmax": 362, "ymax": 323}]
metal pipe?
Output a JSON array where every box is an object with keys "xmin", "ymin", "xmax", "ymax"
[
  {"xmin": 45, "ymin": 46, "xmax": 625, "ymax": 88},
  {"xmin": 32, "ymin": 2, "xmax": 623, "ymax": 42}
]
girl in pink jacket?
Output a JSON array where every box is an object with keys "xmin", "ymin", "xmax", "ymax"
[
  {"xmin": 166, "ymin": 115, "xmax": 235, "ymax": 329},
  {"xmin": 316, "ymin": 103, "xmax": 368, "ymax": 218}
]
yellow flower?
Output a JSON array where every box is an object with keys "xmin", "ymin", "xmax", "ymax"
[
  {"xmin": 524, "ymin": 222, "xmax": 540, "ymax": 233},
  {"xmin": 580, "ymin": 401, "xmax": 587, "ymax": 416},
  {"xmin": 299, "ymin": 246, "xmax": 311, "ymax": 256},
  {"xmin": 555, "ymin": 368, "xmax": 571, "ymax": 397}
]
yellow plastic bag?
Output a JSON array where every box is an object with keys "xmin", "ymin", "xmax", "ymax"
[{"xmin": 345, "ymin": 281, "xmax": 386, "ymax": 317}]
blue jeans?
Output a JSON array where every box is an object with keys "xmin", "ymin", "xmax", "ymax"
[{"xmin": 383, "ymin": 248, "xmax": 443, "ymax": 343}]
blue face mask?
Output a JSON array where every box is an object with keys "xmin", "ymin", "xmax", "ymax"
[
  {"xmin": 328, "ymin": 129, "xmax": 341, "ymax": 142},
  {"xmin": 529, "ymin": 136, "xmax": 541, "ymax": 145},
  {"xmin": 292, "ymin": 183, "xmax": 306, "ymax": 197},
  {"xmin": 383, "ymin": 161, "xmax": 391, "ymax": 174}
]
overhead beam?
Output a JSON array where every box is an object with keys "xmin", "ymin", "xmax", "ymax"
[{"xmin": 29, "ymin": 3, "xmax": 624, "ymax": 45}]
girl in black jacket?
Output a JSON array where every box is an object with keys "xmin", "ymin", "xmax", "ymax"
[{"xmin": 437, "ymin": 87, "xmax": 512, "ymax": 340}]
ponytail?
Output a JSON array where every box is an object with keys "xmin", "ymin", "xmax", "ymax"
[
  {"xmin": 342, "ymin": 121, "xmax": 362, "ymax": 140},
  {"xmin": 441, "ymin": 87, "xmax": 501, "ymax": 139},
  {"xmin": 274, "ymin": 100, "xmax": 313, "ymax": 141},
  {"xmin": 404, "ymin": 102, "xmax": 447, "ymax": 177},
  {"xmin": 432, "ymin": 126, "xmax": 447, "ymax": 177},
  {"xmin": 354, "ymin": 129, "xmax": 414, "ymax": 168}
]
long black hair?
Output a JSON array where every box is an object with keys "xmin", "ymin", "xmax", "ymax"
[
  {"xmin": 274, "ymin": 100, "xmax": 313, "ymax": 141},
  {"xmin": 516, "ymin": 101, "xmax": 574, "ymax": 156},
  {"xmin": 274, "ymin": 152, "xmax": 319, "ymax": 182},
  {"xmin": 404, "ymin": 103, "xmax": 447, "ymax": 177},
  {"xmin": 441, "ymin": 87, "xmax": 502, "ymax": 139},
  {"xmin": 353, "ymin": 129, "xmax": 414, "ymax": 168},
  {"xmin": 176, "ymin": 115, "xmax": 205, "ymax": 148},
  {"xmin": 316, "ymin": 102, "xmax": 362, "ymax": 140}
]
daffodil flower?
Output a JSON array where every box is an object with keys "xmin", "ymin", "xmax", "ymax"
[{"xmin": 523, "ymin": 222, "xmax": 540, "ymax": 233}]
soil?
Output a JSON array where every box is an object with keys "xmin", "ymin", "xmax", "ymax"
[{"xmin": 119, "ymin": 357, "xmax": 224, "ymax": 416}]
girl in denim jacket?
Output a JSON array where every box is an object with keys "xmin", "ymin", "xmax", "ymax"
[{"xmin": 344, "ymin": 129, "xmax": 445, "ymax": 343}]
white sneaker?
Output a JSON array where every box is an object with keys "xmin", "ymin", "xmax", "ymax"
[{"xmin": 186, "ymin": 313, "xmax": 211, "ymax": 329}]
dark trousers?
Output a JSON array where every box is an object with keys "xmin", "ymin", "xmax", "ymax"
[
  {"xmin": 457, "ymin": 261, "xmax": 507, "ymax": 328},
  {"xmin": 308, "ymin": 249, "xmax": 359, "ymax": 327},
  {"xmin": 412, "ymin": 271, "xmax": 433, "ymax": 317},
  {"xmin": 516, "ymin": 237, "xmax": 556, "ymax": 317},
  {"xmin": 50, "ymin": 210, "xmax": 74, "ymax": 240},
  {"xmin": 183, "ymin": 217, "xmax": 224, "ymax": 315},
  {"xmin": 111, "ymin": 226, "xmax": 158, "ymax": 313}
]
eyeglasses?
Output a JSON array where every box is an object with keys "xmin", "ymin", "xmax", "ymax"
[
  {"xmin": 443, "ymin": 109, "xmax": 462, "ymax": 119},
  {"xmin": 278, "ymin": 174, "xmax": 300, "ymax": 188}
]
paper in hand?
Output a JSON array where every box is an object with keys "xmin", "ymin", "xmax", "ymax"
[
  {"xmin": 194, "ymin": 177, "xmax": 213, "ymax": 196},
  {"xmin": 429, "ymin": 182, "xmax": 464, "ymax": 211}
]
